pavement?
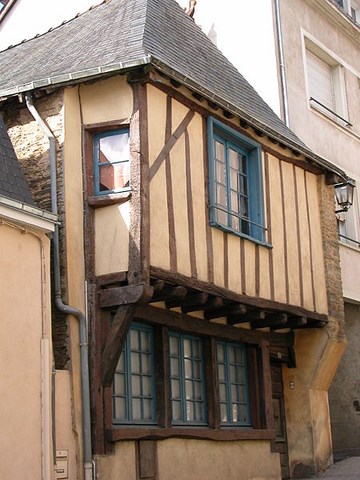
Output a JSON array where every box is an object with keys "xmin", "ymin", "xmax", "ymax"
[{"xmin": 297, "ymin": 457, "xmax": 360, "ymax": 479}]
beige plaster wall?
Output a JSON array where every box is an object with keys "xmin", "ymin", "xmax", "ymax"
[
  {"xmin": 0, "ymin": 222, "xmax": 53, "ymax": 480},
  {"xmin": 147, "ymin": 84, "xmax": 328, "ymax": 315},
  {"xmin": 157, "ymin": 439, "xmax": 281, "ymax": 480},
  {"xmin": 96, "ymin": 439, "xmax": 281, "ymax": 480}
]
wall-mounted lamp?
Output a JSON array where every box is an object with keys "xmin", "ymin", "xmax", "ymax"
[{"xmin": 334, "ymin": 180, "xmax": 355, "ymax": 213}]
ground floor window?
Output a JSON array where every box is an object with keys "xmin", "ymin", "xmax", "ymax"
[{"xmin": 112, "ymin": 321, "xmax": 259, "ymax": 431}]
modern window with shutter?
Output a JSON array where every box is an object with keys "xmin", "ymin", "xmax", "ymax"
[{"xmin": 305, "ymin": 41, "xmax": 350, "ymax": 126}]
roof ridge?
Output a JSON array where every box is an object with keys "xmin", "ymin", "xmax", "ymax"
[{"xmin": 0, "ymin": 0, "xmax": 108, "ymax": 53}]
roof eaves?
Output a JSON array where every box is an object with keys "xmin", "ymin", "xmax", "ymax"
[
  {"xmin": 0, "ymin": 194, "xmax": 58, "ymax": 223},
  {"xmin": 0, "ymin": 55, "xmax": 152, "ymax": 100},
  {"xmin": 151, "ymin": 58, "xmax": 347, "ymax": 181}
]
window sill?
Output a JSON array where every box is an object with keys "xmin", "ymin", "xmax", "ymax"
[
  {"xmin": 210, "ymin": 222, "xmax": 272, "ymax": 249},
  {"xmin": 87, "ymin": 191, "xmax": 131, "ymax": 208},
  {"xmin": 107, "ymin": 426, "xmax": 275, "ymax": 442}
]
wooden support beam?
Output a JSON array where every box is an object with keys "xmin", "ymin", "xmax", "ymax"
[
  {"xmin": 152, "ymin": 279, "xmax": 165, "ymax": 295},
  {"xmin": 101, "ymin": 305, "xmax": 136, "ymax": 386},
  {"xmin": 99, "ymin": 284, "xmax": 154, "ymax": 309},
  {"xmin": 192, "ymin": 92, "xmax": 204, "ymax": 102},
  {"xmin": 96, "ymin": 271, "xmax": 127, "ymax": 288},
  {"xmin": 286, "ymin": 316, "xmax": 307, "ymax": 329},
  {"xmin": 182, "ymin": 293, "xmax": 209, "ymax": 313},
  {"xmin": 254, "ymin": 129, "xmax": 265, "ymax": 137},
  {"xmin": 223, "ymin": 110, "xmax": 234, "ymax": 119},
  {"xmin": 135, "ymin": 305, "xmax": 294, "ymax": 347},
  {"xmin": 204, "ymin": 303, "xmax": 247, "ymax": 321},
  {"xmin": 293, "ymin": 319, "xmax": 327, "ymax": 329},
  {"xmin": 207, "ymin": 101, "xmax": 219, "ymax": 110},
  {"xmin": 251, "ymin": 313, "xmax": 287, "ymax": 330},
  {"xmin": 204, "ymin": 296, "xmax": 223, "ymax": 311},
  {"xmin": 152, "ymin": 285, "xmax": 187, "ymax": 303},
  {"xmin": 240, "ymin": 119, "xmax": 250, "ymax": 129}
]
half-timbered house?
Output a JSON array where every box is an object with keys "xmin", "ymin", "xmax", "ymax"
[{"xmin": 0, "ymin": 0, "xmax": 348, "ymax": 478}]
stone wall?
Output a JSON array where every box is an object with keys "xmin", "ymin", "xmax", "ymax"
[{"xmin": 4, "ymin": 90, "xmax": 70, "ymax": 368}]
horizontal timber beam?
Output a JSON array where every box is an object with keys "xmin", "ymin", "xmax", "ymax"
[
  {"xmin": 99, "ymin": 284, "xmax": 154, "ymax": 309},
  {"xmin": 150, "ymin": 266, "xmax": 328, "ymax": 323}
]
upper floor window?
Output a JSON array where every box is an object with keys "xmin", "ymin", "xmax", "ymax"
[
  {"xmin": 334, "ymin": 0, "xmax": 360, "ymax": 23},
  {"xmin": 208, "ymin": 117, "xmax": 266, "ymax": 243},
  {"xmin": 305, "ymin": 42, "xmax": 350, "ymax": 126},
  {"xmin": 93, "ymin": 128, "xmax": 130, "ymax": 195}
]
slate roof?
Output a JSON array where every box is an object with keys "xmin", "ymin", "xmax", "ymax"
[
  {"xmin": 0, "ymin": 0, "xmax": 346, "ymax": 176},
  {"xmin": 0, "ymin": 115, "xmax": 36, "ymax": 205}
]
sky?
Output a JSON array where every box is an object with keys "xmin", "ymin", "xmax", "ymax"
[{"xmin": 0, "ymin": 0, "xmax": 280, "ymax": 114}]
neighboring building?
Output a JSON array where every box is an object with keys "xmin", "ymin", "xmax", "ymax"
[
  {"xmin": 191, "ymin": 0, "xmax": 360, "ymax": 464},
  {"xmin": 0, "ymin": 0, "xmax": 349, "ymax": 479},
  {"xmin": 0, "ymin": 115, "xmax": 57, "ymax": 479}
]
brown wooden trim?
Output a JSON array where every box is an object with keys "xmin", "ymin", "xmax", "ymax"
[
  {"xmin": 223, "ymin": 232, "xmax": 229, "ymax": 289},
  {"xmin": 304, "ymin": 171, "xmax": 316, "ymax": 311},
  {"xmin": 83, "ymin": 119, "xmax": 130, "ymax": 131},
  {"xmin": 87, "ymin": 192, "xmax": 131, "ymax": 208},
  {"xmin": 137, "ymin": 440, "xmax": 157, "ymax": 479},
  {"xmin": 261, "ymin": 340, "xmax": 274, "ymax": 430},
  {"xmin": 202, "ymin": 116, "xmax": 214, "ymax": 283},
  {"xmin": 240, "ymin": 237, "xmax": 246, "ymax": 294},
  {"xmin": 255, "ymin": 244, "xmax": 260, "ymax": 297},
  {"xmin": 128, "ymin": 82, "xmax": 150, "ymax": 284},
  {"xmin": 99, "ymin": 284, "xmax": 154, "ymax": 309},
  {"xmin": 154, "ymin": 327, "xmax": 171, "ymax": 428},
  {"xmin": 149, "ymin": 78, "xmax": 210, "ymax": 117},
  {"xmin": 264, "ymin": 153, "xmax": 274, "ymax": 300},
  {"xmin": 293, "ymin": 165, "xmax": 304, "ymax": 307},
  {"xmin": 247, "ymin": 346, "xmax": 262, "ymax": 429},
  {"xmin": 96, "ymin": 271, "xmax": 128, "ymax": 288},
  {"xmin": 185, "ymin": 128, "xmax": 197, "ymax": 278},
  {"xmin": 279, "ymin": 160, "xmax": 290, "ymax": 304},
  {"xmin": 108, "ymin": 426, "xmax": 276, "ymax": 442},
  {"xmin": 103, "ymin": 385, "xmax": 114, "ymax": 454},
  {"xmin": 204, "ymin": 337, "xmax": 219, "ymax": 429},
  {"xmin": 150, "ymin": 266, "xmax": 328, "ymax": 322},
  {"xmin": 135, "ymin": 305, "xmax": 295, "ymax": 347},
  {"xmin": 149, "ymin": 109, "xmax": 195, "ymax": 180},
  {"xmin": 164, "ymin": 96, "xmax": 177, "ymax": 272},
  {"xmin": 101, "ymin": 305, "xmax": 136, "ymax": 386},
  {"xmin": 263, "ymin": 145, "xmax": 322, "ymax": 175}
]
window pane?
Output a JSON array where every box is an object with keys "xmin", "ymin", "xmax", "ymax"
[
  {"xmin": 172, "ymin": 401, "xmax": 181, "ymax": 421},
  {"xmin": 171, "ymin": 379, "xmax": 180, "ymax": 399},
  {"xmin": 141, "ymin": 331, "xmax": 150, "ymax": 351},
  {"xmin": 216, "ymin": 161, "xmax": 226, "ymax": 184},
  {"xmin": 114, "ymin": 373, "xmax": 125, "ymax": 395},
  {"xmin": 99, "ymin": 162, "xmax": 130, "ymax": 192},
  {"xmin": 215, "ymin": 140, "xmax": 225, "ymax": 161},
  {"xmin": 220, "ymin": 403, "xmax": 228, "ymax": 423},
  {"xmin": 131, "ymin": 352, "xmax": 140, "ymax": 374},
  {"xmin": 132, "ymin": 375, "xmax": 141, "ymax": 396},
  {"xmin": 130, "ymin": 329, "xmax": 139, "ymax": 350},
  {"xmin": 99, "ymin": 131, "xmax": 129, "ymax": 163},
  {"xmin": 219, "ymin": 384, "xmax": 227, "ymax": 402},
  {"xmin": 185, "ymin": 380, "xmax": 194, "ymax": 400},
  {"xmin": 193, "ymin": 361, "xmax": 201, "ymax": 379},
  {"xmin": 170, "ymin": 358, "xmax": 180, "ymax": 377},
  {"xmin": 143, "ymin": 399, "xmax": 152, "ymax": 420},
  {"xmin": 141, "ymin": 354, "xmax": 151, "ymax": 374},
  {"xmin": 113, "ymin": 397, "xmax": 126, "ymax": 419},
  {"xmin": 132, "ymin": 399, "xmax": 141, "ymax": 420},
  {"xmin": 186, "ymin": 401, "xmax": 194, "ymax": 421},
  {"xmin": 232, "ymin": 403, "xmax": 238, "ymax": 422},
  {"xmin": 142, "ymin": 376, "xmax": 151, "ymax": 397},
  {"xmin": 218, "ymin": 364, "xmax": 226, "ymax": 382},
  {"xmin": 184, "ymin": 359, "xmax": 192, "ymax": 379},
  {"xmin": 231, "ymin": 191, "xmax": 239, "ymax": 212},
  {"xmin": 216, "ymin": 208, "xmax": 228, "ymax": 226},
  {"xmin": 217, "ymin": 344, "xmax": 224, "ymax": 362},
  {"xmin": 195, "ymin": 402, "xmax": 205, "ymax": 422},
  {"xmin": 231, "ymin": 215, "xmax": 240, "ymax": 232},
  {"xmin": 169, "ymin": 336, "xmax": 179, "ymax": 355},
  {"xmin": 229, "ymin": 148, "xmax": 239, "ymax": 170},
  {"xmin": 194, "ymin": 382, "xmax": 203, "ymax": 400},
  {"xmin": 216, "ymin": 184, "xmax": 227, "ymax": 207},
  {"xmin": 183, "ymin": 339, "xmax": 191, "ymax": 358}
]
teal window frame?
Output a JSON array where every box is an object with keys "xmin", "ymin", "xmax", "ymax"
[
  {"xmin": 208, "ymin": 117, "xmax": 267, "ymax": 244},
  {"xmin": 216, "ymin": 341, "xmax": 252, "ymax": 427},
  {"xmin": 169, "ymin": 331, "xmax": 207, "ymax": 426},
  {"xmin": 93, "ymin": 128, "xmax": 131, "ymax": 196},
  {"xmin": 112, "ymin": 322, "xmax": 156, "ymax": 425}
]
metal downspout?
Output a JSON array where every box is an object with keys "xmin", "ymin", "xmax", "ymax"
[
  {"xmin": 274, "ymin": 0, "xmax": 290, "ymax": 127},
  {"xmin": 25, "ymin": 93, "xmax": 93, "ymax": 480}
]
